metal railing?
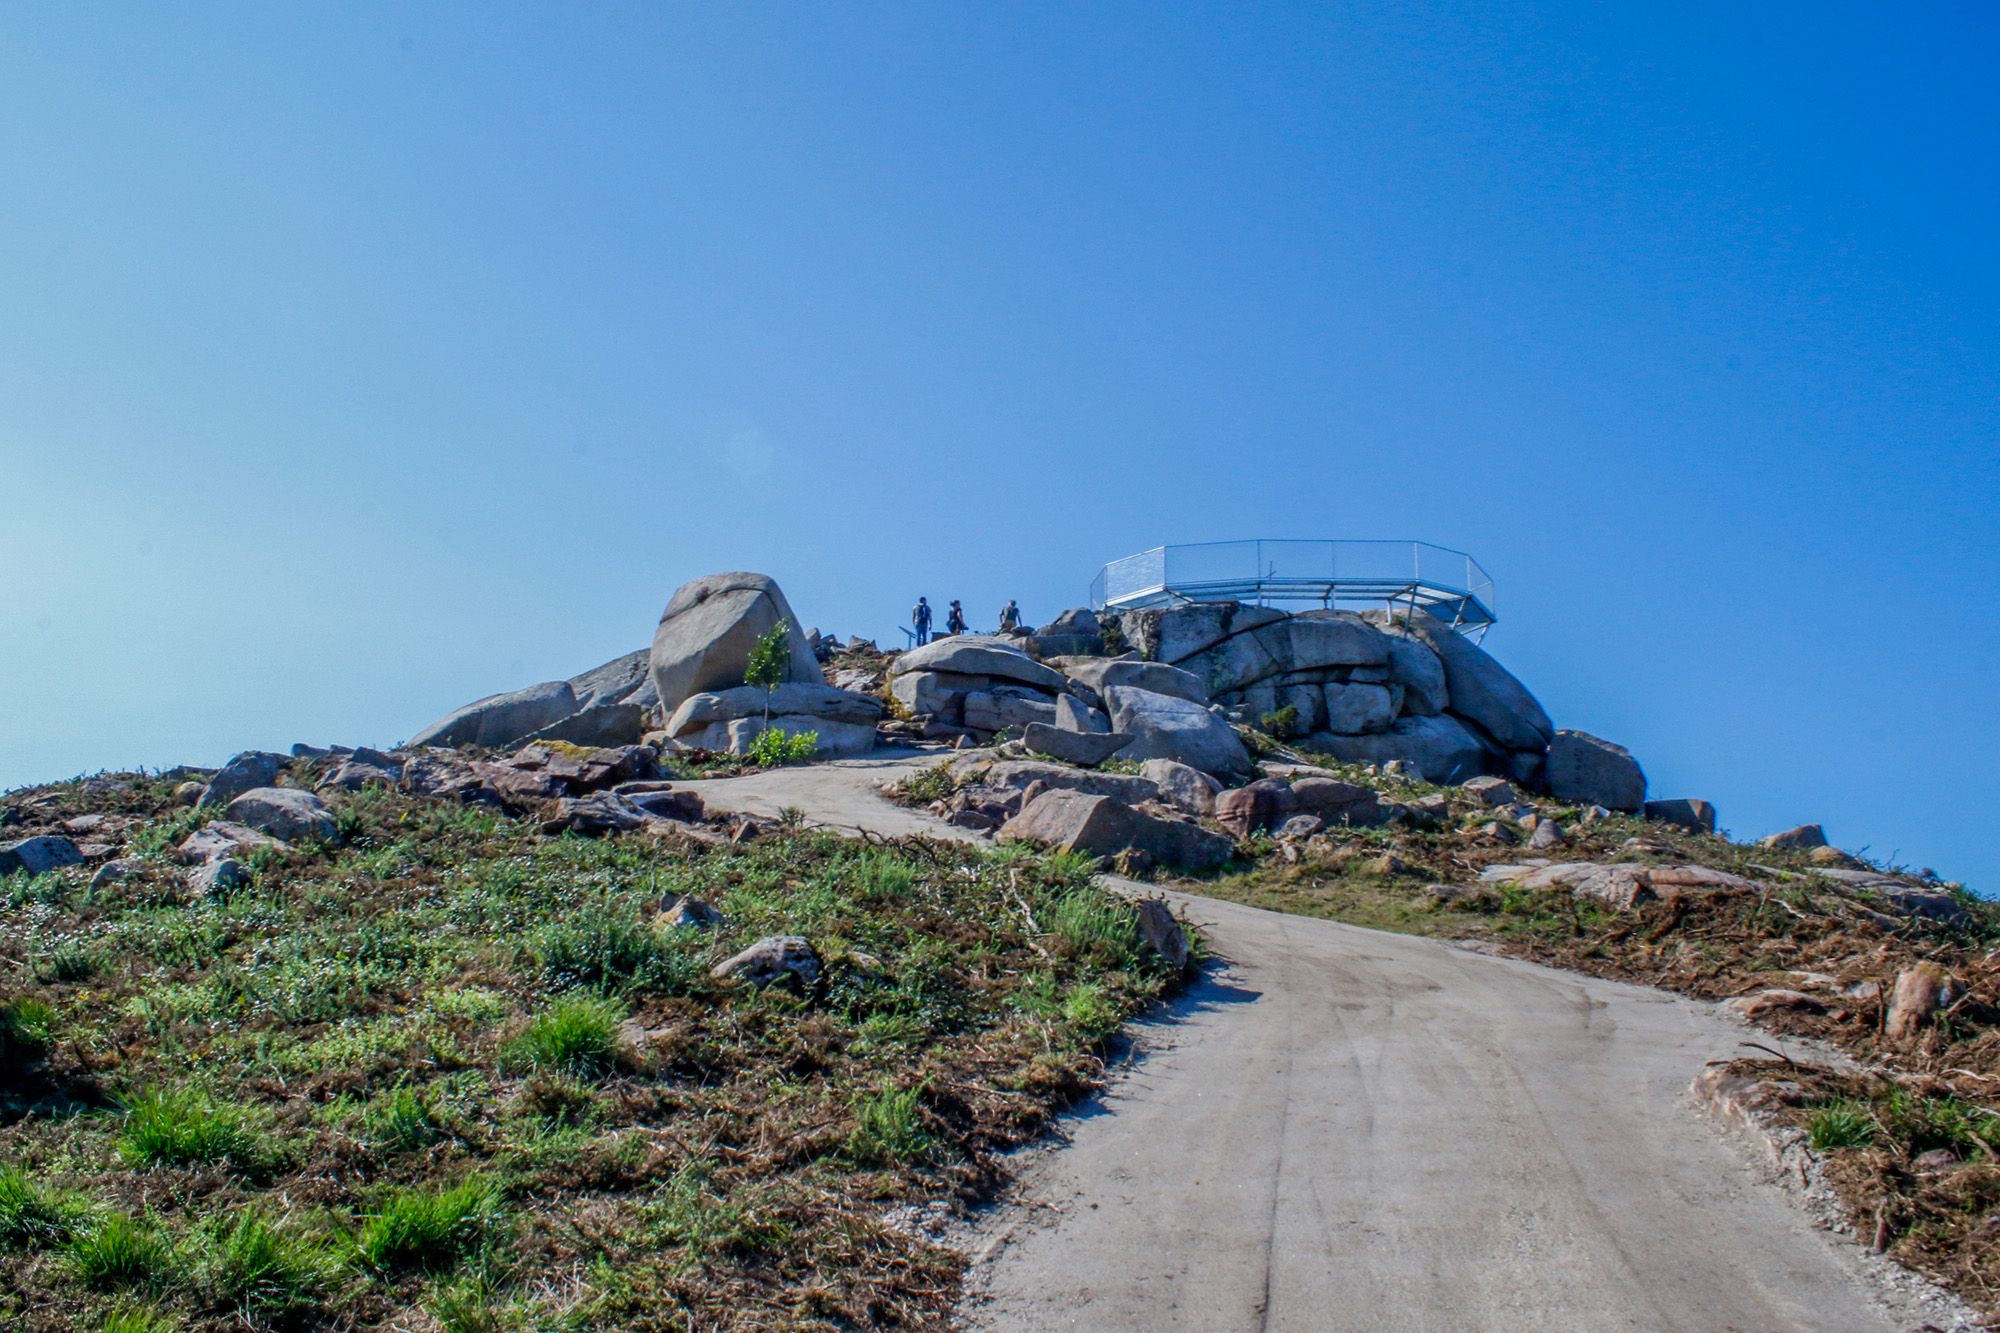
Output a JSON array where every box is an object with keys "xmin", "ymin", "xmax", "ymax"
[{"xmin": 1089, "ymin": 540, "xmax": 1496, "ymax": 636}]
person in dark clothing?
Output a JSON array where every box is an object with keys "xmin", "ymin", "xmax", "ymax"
[
  {"xmin": 912, "ymin": 596, "xmax": 933, "ymax": 646},
  {"xmin": 945, "ymin": 600, "xmax": 967, "ymax": 636},
  {"xmin": 998, "ymin": 599, "xmax": 1021, "ymax": 632}
]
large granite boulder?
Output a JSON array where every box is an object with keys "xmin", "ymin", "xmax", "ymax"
[
  {"xmin": 664, "ymin": 683, "xmax": 883, "ymax": 758},
  {"xmin": 1140, "ymin": 759, "xmax": 1222, "ymax": 816},
  {"xmin": 1021, "ymin": 723, "xmax": 1132, "ymax": 767},
  {"xmin": 888, "ymin": 637, "xmax": 1066, "ymax": 732},
  {"xmin": 1545, "ymin": 730, "xmax": 1646, "ymax": 812},
  {"xmin": 1102, "ymin": 686, "xmax": 1254, "ymax": 782},
  {"xmin": 568, "ymin": 648, "xmax": 658, "ymax": 712},
  {"xmin": 650, "ymin": 572, "xmax": 820, "ymax": 716},
  {"xmin": 1304, "ymin": 714, "xmax": 1494, "ymax": 785},
  {"xmin": 410, "ymin": 680, "xmax": 578, "ymax": 750},
  {"xmin": 0, "ymin": 836, "xmax": 84, "ymax": 878},
  {"xmin": 1321, "ymin": 682, "xmax": 1396, "ymax": 735},
  {"xmin": 1371, "ymin": 610, "xmax": 1552, "ymax": 753},
  {"xmin": 999, "ymin": 789, "xmax": 1233, "ymax": 872}
]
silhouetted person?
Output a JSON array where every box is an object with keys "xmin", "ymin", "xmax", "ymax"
[
  {"xmin": 946, "ymin": 600, "xmax": 967, "ymax": 636},
  {"xmin": 998, "ymin": 599, "xmax": 1021, "ymax": 632},
  {"xmin": 912, "ymin": 596, "xmax": 933, "ymax": 646}
]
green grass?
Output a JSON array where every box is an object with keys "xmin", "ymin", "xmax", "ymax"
[
  {"xmin": 503, "ymin": 992, "xmax": 627, "ymax": 1075},
  {"xmin": 0, "ymin": 1164, "xmax": 79, "ymax": 1247},
  {"xmin": 1804, "ymin": 1100, "xmax": 1876, "ymax": 1152},
  {"xmin": 99, "ymin": 1305, "xmax": 179, "ymax": 1333},
  {"xmin": 356, "ymin": 1178, "xmax": 507, "ymax": 1275},
  {"xmin": 70, "ymin": 1212, "xmax": 172, "ymax": 1290},
  {"xmin": 189, "ymin": 1209, "xmax": 341, "ymax": 1318},
  {"xmin": 116, "ymin": 1087, "xmax": 271, "ymax": 1173},
  {"xmin": 0, "ymin": 767, "xmax": 1172, "ymax": 1329},
  {"xmin": 848, "ymin": 1084, "xmax": 934, "ymax": 1166}
]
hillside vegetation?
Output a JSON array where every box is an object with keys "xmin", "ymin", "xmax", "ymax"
[{"xmin": 1, "ymin": 766, "xmax": 1178, "ymax": 1331}]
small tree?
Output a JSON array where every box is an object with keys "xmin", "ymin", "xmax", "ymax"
[{"xmin": 744, "ymin": 618, "xmax": 792, "ymax": 727}]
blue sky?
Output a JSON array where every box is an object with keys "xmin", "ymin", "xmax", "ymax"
[{"xmin": 3, "ymin": 3, "xmax": 1994, "ymax": 888}]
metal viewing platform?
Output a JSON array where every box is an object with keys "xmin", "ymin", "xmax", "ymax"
[{"xmin": 1089, "ymin": 540, "xmax": 1497, "ymax": 638}]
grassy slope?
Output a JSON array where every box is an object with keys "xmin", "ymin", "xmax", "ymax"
[{"xmin": 1, "ymin": 771, "xmax": 1177, "ymax": 1331}]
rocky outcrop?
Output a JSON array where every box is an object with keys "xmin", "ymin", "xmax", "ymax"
[
  {"xmin": 1021, "ymin": 723, "xmax": 1132, "ymax": 767},
  {"xmin": 1479, "ymin": 860, "xmax": 1754, "ymax": 911},
  {"xmin": 0, "ymin": 835, "xmax": 83, "ymax": 878},
  {"xmin": 1108, "ymin": 602, "xmax": 1558, "ymax": 784},
  {"xmin": 1545, "ymin": 730, "xmax": 1646, "ymax": 812},
  {"xmin": 199, "ymin": 751, "xmax": 291, "ymax": 808},
  {"xmin": 888, "ymin": 636, "xmax": 1071, "ymax": 738},
  {"xmin": 662, "ymin": 683, "xmax": 884, "ymax": 758},
  {"xmin": 1060, "ymin": 658, "xmax": 1209, "ymax": 705},
  {"xmin": 409, "ymin": 649, "xmax": 660, "ymax": 752},
  {"xmin": 1646, "ymin": 798, "xmax": 1718, "ymax": 834},
  {"xmin": 650, "ymin": 572, "xmax": 821, "ymax": 716}
]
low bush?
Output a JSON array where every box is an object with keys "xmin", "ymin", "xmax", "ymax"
[
  {"xmin": 116, "ymin": 1087, "xmax": 271, "ymax": 1173},
  {"xmin": 503, "ymin": 993, "xmax": 627, "ymax": 1076},
  {"xmin": 70, "ymin": 1212, "xmax": 171, "ymax": 1290},
  {"xmin": 746, "ymin": 727, "xmax": 818, "ymax": 767},
  {"xmin": 356, "ymin": 1177, "xmax": 507, "ymax": 1275},
  {"xmin": 848, "ymin": 1084, "xmax": 933, "ymax": 1166}
]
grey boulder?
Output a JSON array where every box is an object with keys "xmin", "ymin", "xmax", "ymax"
[
  {"xmin": 1545, "ymin": 730, "xmax": 1646, "ymax": 812},
  {"xmin": 1646, "ymin": 798, "xmax": 1718, "ymax": 834},
  {"xmin": 1139, "ymin": 759, "xmax": 1222, "ymax": 817},
  {"xmin": 664, "ymin": 683, "xmax": 883, "ymax": 758},
  {"xmin": 199, "ymin": 751, "xmax": 292, "ymax": 808},
  {"xmin": 712, "ymin": 936, "xmax": 822, "ymax": 991},
  {"xmin": 1371, "ymin": 610, "xmax": 1552, "ymax": 753},
  {"xmin": 226, "ymin": 788, "xmax": 337, "ymax": 844},
  {"xmin": 1102, "ymin": 686, "xmax": 1253, "ymax": 782},
  {"xmin": 0, "ymin": 835, "xmax": 83, "ymax": 878},
  {"xmin": 1021, "ymin": 723, "xmax": 1133, "ymax": 767},
  {"xmin": 1761, "ymin": 824, "xmax": 1828, "ymax": 850},
  {"xmin": 409, "ymin": 680, "xmax": 579, "ymax": 750},
  {"xmin": 649, "ymin": 572, "xmax": 821, "ymax": 717},
  {"xmin": 999, "ymin": 789, "xmax": 1233, "ymax": 872}
]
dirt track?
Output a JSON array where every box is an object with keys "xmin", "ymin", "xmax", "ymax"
[{"xmin": 679, "ymin": 753, "xmax": 1966, "ymax": 1332}]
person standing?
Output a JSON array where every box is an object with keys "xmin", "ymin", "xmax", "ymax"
[
  {"xmin": 998, "ymin": 599, "xmax": 1021, "ymax": 632},
  {"xmin": 912, "ymin": 596, "xmax": 933, "ymax": 646},
  {"xmin": 946, "ymin": 600, "xmax": 967, "ymax": 636}
]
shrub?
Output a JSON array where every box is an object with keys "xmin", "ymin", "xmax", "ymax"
[
  {"xmin": 746, "ymin": 727, "xmax": 818, "ymax": 767},
  {"xmin": 116, "ymin": 1087, "xmax": 270, "ymax": 1173},
  {"xmin": 0, "ymin": 1164, "xmax": 78, "ymax": 1247},
  {"xmin": 1804, "ymin": 1101, "xmax": 1875, "ymax": 1152},
  {"xmin": 191, "ymin": 1210, "xmax": 340, "ymax": 1318},
  {"xmin": 503, "ymin": 993, "xmax": 627, "ymax": 1076},
  {"xmin": 356, "ymin": 1177, "xmax": 506, "ymax": 1274},
  {"xmin": 39, "ymin": 938, "xmax": 96, "ymax": 982},
  {"xmin": 70, "ymin": 1212, "xmax": 171, "ymax": 1289},
  {"xmin": 849, "ymin": 1083, "xmax": 933, "ymax": 1166},
  {"xmin": 891, "ymin": 764, "xmax": 954, "ymax": 805},
  {"xmin": 0, "ymin": 996, "xmax": 55, "ymax": 1059},
  {"xmin": 1258, "ymin": 704, "xmax": 1301, "ymax": 739}
]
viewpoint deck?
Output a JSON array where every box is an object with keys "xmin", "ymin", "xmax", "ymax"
[{"xmin": 1089, "ymin": 539, "xmax": 1496, "ymax": 636}]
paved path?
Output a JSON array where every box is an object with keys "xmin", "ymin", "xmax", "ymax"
[{"xmin": 680, "ymin": 753, "xmax": 1959, "ymax": 1332}]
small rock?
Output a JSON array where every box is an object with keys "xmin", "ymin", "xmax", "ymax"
[
  {"xmin": 1364, "ymin": 852, "xmax": 1409, "ymax": 877},
  {"xmin": 1644, "ymin": 798, "xmax": 1717, "ymax": 834},
  {"xmin": 172, "ymin": 781, "xmax": 205, "ymax": 806},
  {"xmin": 1135, "ymin": 899, "xmax": 1190, "ymax": 972},
  {"xmin": 1528, "ymin": 820, "xmax": 1567, "ymax": 850},
  {"xmin": 1428, "ymin": 882, "xmax": 1489, "ymax": 906},
  {"xmin": 90, "ymin": 857, "xmax": 146, "ymax": 888},
  {"xmin": 711, "ymin": 936, "xmax": 822, "ymax": 991},
  {"xmin": 659, "ymin": 894, "xmax": 724, "ymax": 929},
  {"xmin": 62, "ymin": 813, "xmax": 114, "ymax": 835},
  {"xmin": 1760, "ymin": 823, "xmax": 1828, "ymax": 851},
  {"xmin": 1276, "ymin": 815, "xmax": 1324, "ymax": 840},
  {"xmin": 1914, "ymin": 1148, "xmax": 1960, "ymax": 1173},
  {"xmin": 1886, "ymin": 963, "xmax": 1956, "ymax": 1042},
  {"xmin": 190, "ymin": 857, "xmax": 249, "ymax": 894},
  {"xmin": 1581, "ymin": 804, "xmax": 1611, "ymax": 824},
  {"xmin": 179, "ymin": 821, "xmax": 286, "ymax": 865},
  {"xmin": 1723, "ymin": 989, "xmax": 1828, "ymax": 1021},
  {"xmin": 1468, "ymin": 821, "xmax": 1517, "ymax": 846},
  {"xmin": 1808, "ymin": 845, "xmax": 1865, "ymax": 870},
  {"xmin": 0, "ymin": 835, "xmax": 84, "ymax": 878},
  {"xmin": 1461, "ymin": 776, "xmax": 1516, "ymax": 807}
]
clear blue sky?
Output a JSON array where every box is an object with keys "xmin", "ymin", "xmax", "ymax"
[{"xmin": 3, "ymin": 4, "xmax": 1994, "ymax": 888}]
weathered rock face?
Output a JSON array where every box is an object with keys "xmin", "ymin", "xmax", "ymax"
[
  {"xmin": 1306, "ymin": 714, "xmax": 1493, "ymax": 785},
  {"xmin": 1545, "ymin": 730, "xmax": 1646, "ymax": 812},
  {"xmin": 650, "ymin": 572, "xmax": 821, "ymax": 717},
  {"xmin": 999, "ymin": 789, "xmax": 1233, "ymax": 871},
  {"xmin": 0, "ymin": 835, "xmax": 83, "ymax": 878},
  {"xmin": 1060, "ymin": 659, "xmax": 1210, "ymax": 705},
  {"xmin": 892, "ymin": 636, "xmax": 1067, "ymax": 691},
  {"xmin": 1139, "ymin": 759, "xmax": 1222, "ymax": 817},
  {"xmin": 887, "ymin": 636, "xmax": 1069, "ymax": 737},
  {"xmin": 1108, "ymin": 601, "xmax": 1562, "ymax": 786},
  {"xmin": 1102, "ymin": 685, "xmax": 1254, "ymax": 781},
  {"xmin": 663, "ymin": 683, "xmax": 883, "ymax": 758},
  {"xmin": 1021, "ymin": 723, "xmax": 1132, "ymax": 767}
]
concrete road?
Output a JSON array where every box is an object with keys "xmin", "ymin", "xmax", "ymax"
[{"xmin": 679, "ymin": 753, "xmax": 1961, "ymax": 1332}]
